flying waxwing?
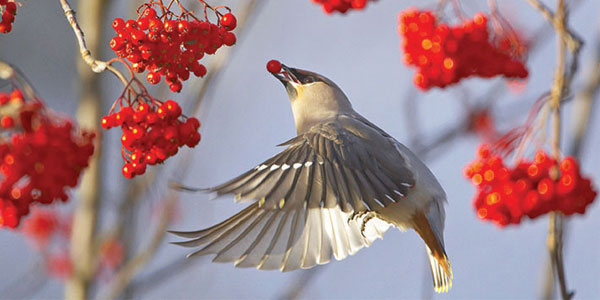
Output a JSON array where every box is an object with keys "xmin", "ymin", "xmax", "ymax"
[{"xmin": 171, "ymin": 63, "xmax": 453, "ymax": 293}]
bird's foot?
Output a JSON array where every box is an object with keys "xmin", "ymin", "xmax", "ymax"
[
  {"xmin": 348, "ymin": 210, "xmax": 367, "ymax": 224},
  {"xmin": 348, "ymin": 210, "xmax": 376, "ymax": 239},
  {"xmin": 360, "ymin": 212, "xmax": 377, "ymax": 238}
]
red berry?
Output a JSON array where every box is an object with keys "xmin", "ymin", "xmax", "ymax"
[
  {"xmin": 147, "ymin": 72, "xmax": 160, "ymax": 85},
  {"xmin": 131, "ymin": 62, "xmax": 145, "ymax": 73},
  {"xmin": 133, "ymin": 162, "xmax": 146, "ymax": 175},
  {"xmin": 164, "ymin": 20, "xmax": 177, "ymax": 33},
  {"xmin": 122, "ymin": 163, "xmax": 135, "ymax": 178},
  {"xmin": 148, "ymin": 19, "xmax": 163, "ymax": 33},
  {"xmin": 146, "ymin": 112, "xmax": 159, "ymax": 124},
  {"xmin": 0, "ymin": 23, "xmax": 12, "ymax": 33},
  {"xmin": 2, "ymin": 12, "xmax": 15, "ymax": 23},
  {"xmin": 186, "ymin": 117, "xmax": 201, "ymax": 130},
  {"xmin": 142, "ymin": 7, "xmax": 157, "ymax": 19},
  {"xmin": 186, "ymin": 132, "xmax": 201, "ymax": 147},
  {"xmin": 169, "ymin": 81, "xmax": 182, "ymax": 93},
  {"xmin": 145, "ymin": 152, "xmax": 158, "ymax": 165},
  {"xmin": 192, "ymin": 63, "xmax": 207, "ymax": 77},
  {"xmin": 0, "ymin": 93, "xmax": 8, "ymax": 105},
  {"xmin": 177, "ymin": 20, "xmax": 190, "ymax": 34},
  {"xmin": 220, "ymin": 13, "xmax": 237, "ymax": 31},
  {"xmin": 100, "ymin": 115, "xmax": 114, "ymax": 129},
  {"xmin": 125, "ymin": 20, "xmax": 138, "ymax": 30},
  {"xmin": 109, "ymin": 37, "xmax": 126, "ymax": 51},
  {"xmin": 115, "ymin": 107, "xmax": 133, "ymax": 125},
  {"xmin": 222, "ymin": 32, "xmax": 236, "ymax": 46},
  {"xmin": 351, "ymin": 0, "xmax": 367, "ymax": 9},
  {"xmin": 164, "ymin": 100, "xmax": 182, "ymax": 117},
  {"xmin": 266, "ymin": 60, "xmax": 282, "ymax": 73},
  {"xmin": 5, "ymin": 2, "xmax": 17, "ymax": 15},
  {"xmin": 1, "ymin": 115, "xmax": 14, "ymax": 128},
  {"xmin": 164, "ymin": 126, "xmax": 179, "ymax": 143}
]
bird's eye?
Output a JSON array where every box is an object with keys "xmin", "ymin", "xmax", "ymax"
[{"xmin": 300, "ymin": 76, "xmax": 317, "ymax": 84}]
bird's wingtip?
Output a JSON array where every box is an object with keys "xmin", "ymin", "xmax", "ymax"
[{"xmin": 168, "ymin": 180, "xmax": 209, "ymax": 192}]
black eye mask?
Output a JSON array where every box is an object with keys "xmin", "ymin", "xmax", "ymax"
[{"xmin": 289, "ymin": 68, "xmax": 321, "ymax": 84}]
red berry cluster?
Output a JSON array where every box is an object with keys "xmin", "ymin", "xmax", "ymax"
[
  {"xmin": 0, "ymin": 0, "xmax": 17, "ymax": 34},
  {"xmin": 0, "ymin": 90, "xmax": 95, "ymax": 229},
  {"xmin": 467, "ymin": 109, "xmax": 499, "ymax": 143},
  {"xmin": 101, "ymin": 96, "xmax": 201, "ymax": 179},
  {"xmin": 21, "ymin": 208, "xmax": 72, "ymax": 278},
  {"xmin": 398, "ymin": 9, "xmax": 528, "ymax": 90},
  {"xmin": 311, "ymin": 0, "xmax": 373, "ymax": 14},
  {"xmin": 20, "ymin": 207, "xmax": 124, "ymax": 280},
  {"xmin": 464, "ymin": 145, "xmax": 597, "ymax": 227},
  {"xmin": 109, "ymin": 5, "xmax": 237, "ymax": 93},
  {"xmin": 21, "ymin": 207, "xmax": 60, "ymax": 250}
]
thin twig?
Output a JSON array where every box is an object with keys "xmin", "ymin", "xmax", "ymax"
[
  {"xmin": 127, "ymin": 257, "xmax": 194, "ymax": 296},
  {"xmin": 59, "ymin": 0, "xmax": 128, "ymax": 86},
  {"xmin": 539, "ymin": 0, "xmax": 576, "ymax": 298},
  {"xmin": 524, "ymin": 0, "xmax": 582, "ymax": 52},
  {"xmin": 542, "ymin": 28, "xmax": 600, "ymax": 300},
  {"xmin": 0, "ymin": 60, "xmax": 38, "ymax": 99},
  {"xmin": 569, "ymin": 36, "xmax": 600, "ymax": 158},
  {"xmin": 101, "ymin": 194, "xmax": 178, "ymax": 300}
]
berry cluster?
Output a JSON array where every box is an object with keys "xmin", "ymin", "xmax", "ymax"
[
  {"xmin": 398, "ymin": 9, "xmax": 528, "ymax": 90},
  {"xmin": 311, "ymin": 0, "xmax": 373, "ymax": 14},
  {"xmin": 21, "ymin": 207, "xmax": 124, "ymax": 280},
  {"xmin": 101, "ymin": 94, "xmax": 201, "ymax": 179},
  {"xmin": 0, "ymin": 0, "xmax": 17, "ymax": 34},
  {"xmin": 110, "ymin": 4, "xmax": 237, "ymax": 92},
  {"xmin": 464, "ymin": 145, "xmax": 597, "ymax": 227},
  {"xmin": 0, "ymin": 89, "xmax": 95, "ymax": 229},
  {"xmin": 21, "ymin": 207, "xmax": 60, "ymax": 250},
  {"xmin": 467, "ymin": 109, "xmax": 498, "ymax": 143}
]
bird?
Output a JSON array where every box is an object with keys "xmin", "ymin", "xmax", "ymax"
[{"xmin": 170, "ymin": 63, "xmax": 453, "ymax": 293}]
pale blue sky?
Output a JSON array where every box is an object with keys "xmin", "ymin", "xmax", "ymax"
[{"xmin": 0, "ymin": 0, "xmax": 598, "ymax": 299}]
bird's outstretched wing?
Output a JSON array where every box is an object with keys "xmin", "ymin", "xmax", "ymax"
[{"xmin": 171, "ymin": 115, "xmax": 415, "ymax": 271}]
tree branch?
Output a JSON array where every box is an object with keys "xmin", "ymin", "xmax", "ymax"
[
  {"xmin": 525, "ymin": 0, "xmax": 583, "ymax": 53},
  {"xmin": 537, "ymin": 0, "xmax": 578, "ymax": 298},
  {"xmin": 101, "ymin": 194, "xmax": 178, "ymax": 300},
  {"xmin": 62, "ymin": 0, "xmax": 108, "ymax": 299},
  {"xmin": 59, "ymin": 0, "xmax": 128, "ymax": 86}
]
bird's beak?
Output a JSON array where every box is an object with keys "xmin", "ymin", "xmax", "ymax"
[{"xmin": 272, "ymin": 64, "xmax": 300, "ymax": 86}]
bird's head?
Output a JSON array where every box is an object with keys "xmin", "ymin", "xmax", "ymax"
[{"xmin": 271, "ymin": 64, "xmax": 354, "ymax": 133}]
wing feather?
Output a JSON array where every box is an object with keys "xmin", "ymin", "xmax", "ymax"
[{"xmin": 172, "ymin": 117, "xmax": 420, "ymax": 272}]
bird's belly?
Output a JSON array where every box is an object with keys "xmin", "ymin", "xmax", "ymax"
[
  {"xmin": 371, "ymin": 180, "xmax": 434, "ymax": 230},
  {"xmin": 373, "ymin": 202, "xmax": 415, "ymax": 230}
]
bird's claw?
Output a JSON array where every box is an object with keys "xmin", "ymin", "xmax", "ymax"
[{"xmin": 348, "ymin": 210, "xmax": 376, "ymax": 239}]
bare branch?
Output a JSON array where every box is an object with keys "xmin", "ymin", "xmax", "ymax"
[
  {"xmin": 63, "ymin": 0, "xmax": 108, "ymax": 299},
  {"xmin": 101, "ymin": 194, "xmax": 178, "ymax": 300},
  {"xmin": 59, "ymin": 0, "xmax": 128, "ymax": 86},
  {"xmin": 535, "ymin": 0, "xmax": 579, "ymax": 298},
  {"xmin": 524, "ymin": 0, "xmax": 583, "ymax": 53}
]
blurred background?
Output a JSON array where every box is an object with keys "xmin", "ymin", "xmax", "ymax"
[{"xmin": 0, "ymin": 0, "xmax": 598, "ymax": 298}]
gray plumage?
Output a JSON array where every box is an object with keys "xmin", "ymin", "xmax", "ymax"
[{"xmin": 171, "ymin": 64, "xmax": 452, "ymax": 293}]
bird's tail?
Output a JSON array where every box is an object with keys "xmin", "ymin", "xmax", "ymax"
[
  {"xmin": 412, "ymin": 211, "xmax": 453, "ymax": 293},
  {"xmin": 425, "ymin": 246, "xmax": 452, "ymax": 293}
]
